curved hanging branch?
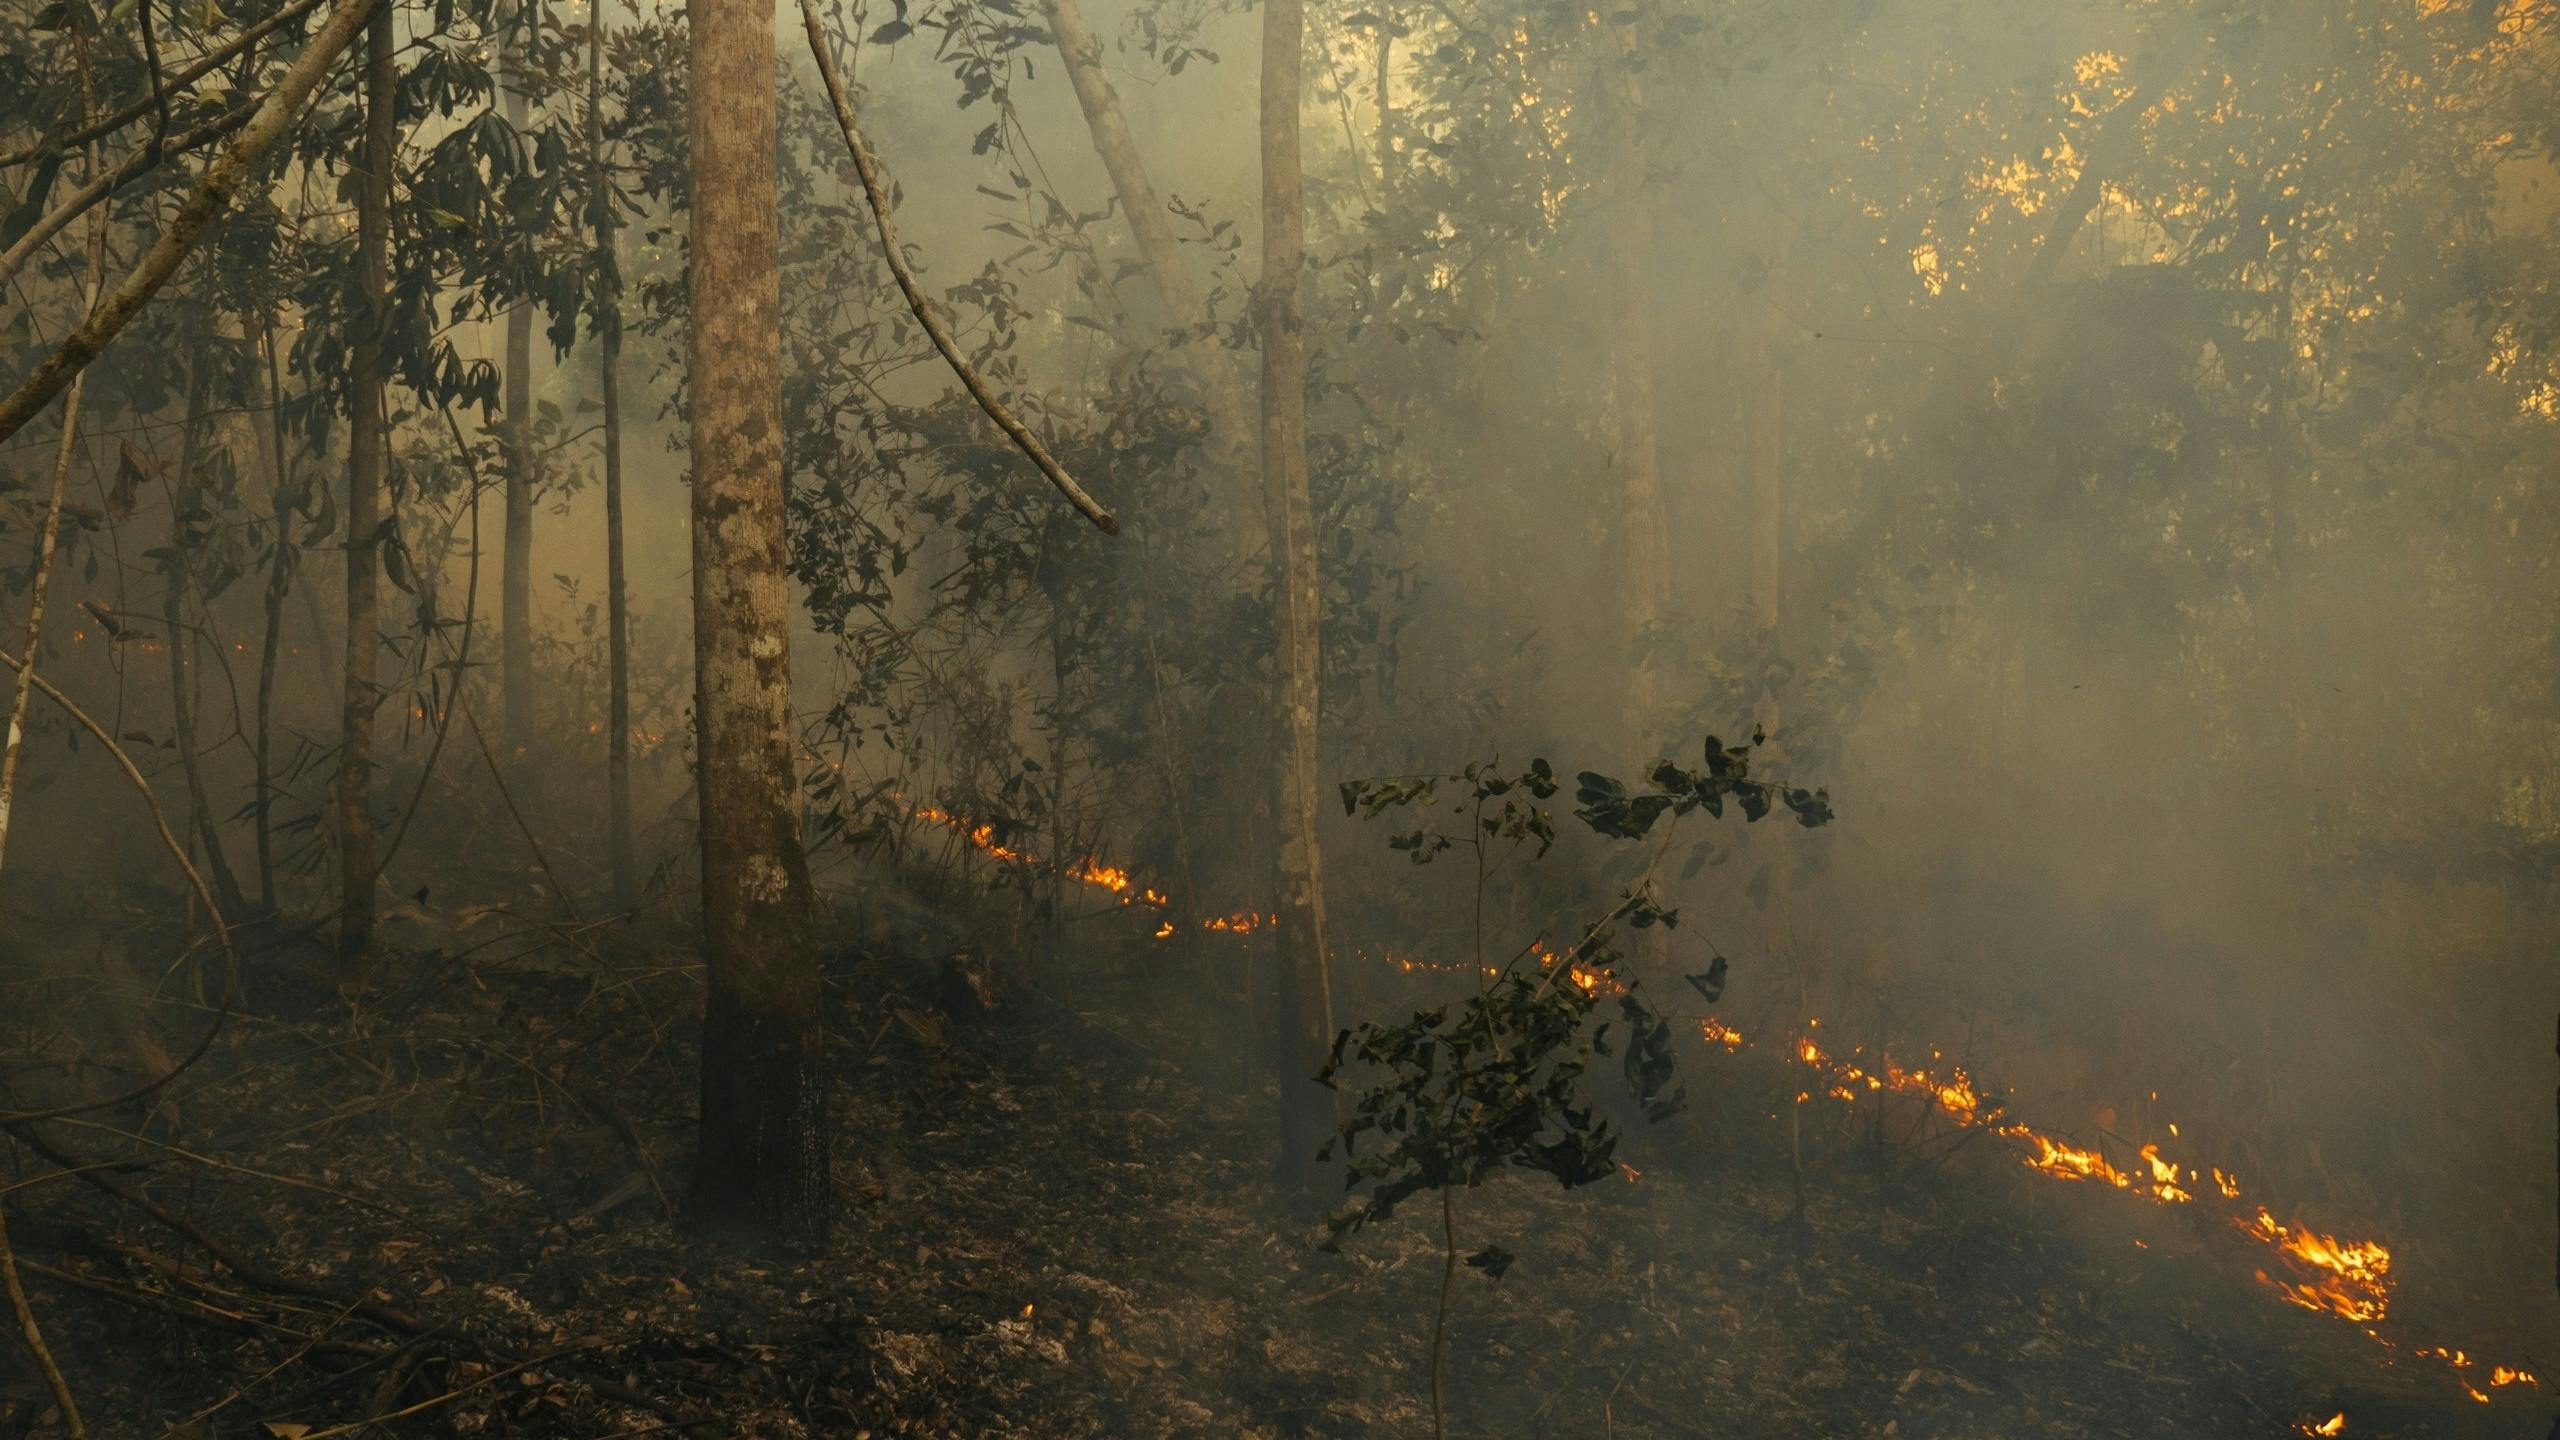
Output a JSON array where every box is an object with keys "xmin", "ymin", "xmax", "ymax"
[
  {"xmin": 0, "ymin": 649, "xmax": 239, "ymax": 1127},
  {"xmin": 794, "ymin": 0, "xmax": 1121, "ymax": 536},
  {"xmin": 0, "ymin": 0, "xmax": 382, "ymax": 448}
]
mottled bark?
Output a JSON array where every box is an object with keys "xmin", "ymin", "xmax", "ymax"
[
  {"xmin": 1260, "ymin": 0, "xmax": 1336, "ymax": 1197},
  {"xmin": 336, "ymin": 0, "xmax": 392, "ymax": 976},
  {"xmin": 591, "ymin": 6, "xmax": 635, "ymax": 907},
  {"xmin": 686, "ymin": 0, "xmax": 829, "ymax": 1245}
]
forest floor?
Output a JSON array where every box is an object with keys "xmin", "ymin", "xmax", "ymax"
[{"xmin": 0, "ymin": 886, "xmax": 2542, "ymax": 1439}]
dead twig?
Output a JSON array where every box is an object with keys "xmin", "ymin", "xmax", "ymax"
[{"xmin": 0, "ymin": 1200, "xmax": 84, "ymax": 1437}]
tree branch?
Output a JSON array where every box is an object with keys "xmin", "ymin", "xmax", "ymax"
[
  {"xmin": 0, "ymin": 0, "xmax": 382, "ymax": 449},
  {"xmin": 0, "ymin": 0, "xmax": 334, "ymax": 169},
  {"xmin": 795, "ymin": 0, "xmax": 1120, "ymax": 535}
]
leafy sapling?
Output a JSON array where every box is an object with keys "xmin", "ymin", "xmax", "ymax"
[{"xmin": 1318, "ymin": 736, "xmax": 1830, "ymax": 1440}]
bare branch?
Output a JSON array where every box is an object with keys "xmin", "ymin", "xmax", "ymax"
[{"xmin": 794, "ymin": 0, "xmax": 1121, "ymax": 535}]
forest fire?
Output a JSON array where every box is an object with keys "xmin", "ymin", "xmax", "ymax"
[
  {"xmin": 1734, "ymin": 1010, "xmax": 2546, "ymax": 1403},
  {"xmin": 896, "ymin": 797, "xmax": 2541, "ymax": 1414},
  {"xmin": 2246, "ymin": 1209, "xmax": 2392, "ymax": 1323},
  {"xmin": 2, "ymin": 0, "xmax": 2548, "ymax": 1430}
]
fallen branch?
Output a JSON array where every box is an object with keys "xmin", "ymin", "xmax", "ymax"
[
  {"xmin": 794, "ymin": 0, "xmax": 1120, "ymax": 535},
  {"xmin": 0, "ymin": 0, "xmax": 382, "ymax": 447},
  {"xmin": 4, "ymin": 1122, "xmax": 429, "ymax": 1337},
  {"xmin": 0, "ymin": 1201, "xmax": 85, "ymax": 1438}
]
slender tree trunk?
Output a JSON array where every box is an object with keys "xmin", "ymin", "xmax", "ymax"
[
  {"xmin": 165, "ymin": 361, "xmax": 249, "ymax": 921},
  {"xmin": 337, "ymin": 0, "xmax": 393, "ymax": 976},
  {"xmin": 590, "ymin": 4, "xmax": 636, "ymax": 908},
  {"xmin": 0, "ymin": 81, "xmax": 107, "ymax": 873},
  {"xmin": 1374, "ymin": 24, "xmax": 1393, "ymax": 202},
  {"xmin": 1611, "ymin": 153, "xmax": 1668, "ymax": 756},
  {"xmin": 686, "ymin": 0, "xmax": 829, "ymax": 1246},
  {"xmin": 1749, "ymin": 333, "xmax": 1785, "ymax": 737},
  {"xmin": 1260, "ymin": 0, "xmax": 1336, "ymax": 1197},
  {"xmin": 500, "ymin": 29, "xmax": 537, "ymax": 754},
  {"xmin": 1040, "ymin": 0, "xmax": 1259, "ymax": 538},
  {"xmin": 1748, "ymin": 268, "xmax": 1792, "ymax": 974},
  {"xmin": 249, "ymin": 307, "xmax": 294, "ymax": 913}
]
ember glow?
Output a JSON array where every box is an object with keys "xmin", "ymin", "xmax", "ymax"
[
  {"xmin": 1692, "ymin": 1008, "xmax": 2540, "ymax": 1405},
  {"xmin": 905, "ymin": 799, "xmax": 2541, "ymax": 1413}
]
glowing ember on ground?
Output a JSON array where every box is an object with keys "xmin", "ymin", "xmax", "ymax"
[{"xmin": 899, "ymin": 801, "xmax": 2541, "ymax": 1413}]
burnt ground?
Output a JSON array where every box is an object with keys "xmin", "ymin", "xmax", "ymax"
[{"xmin": 0, "ymin": 892, "xmax": 2544, "ymax": 1440}]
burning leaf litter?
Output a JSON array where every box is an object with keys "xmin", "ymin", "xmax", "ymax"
[{"xmin": 905, "ymin": 797, "xmax": 2545, "ymax": 1414}]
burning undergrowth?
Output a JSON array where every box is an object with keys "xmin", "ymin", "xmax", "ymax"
[
  {"xmin": 0, "ymin": 885, "xmax": 2534, "ymax": 1440},
  {"xmin": 852, "ymin": 786, "xmax": 2553, "ymax": 1431}
]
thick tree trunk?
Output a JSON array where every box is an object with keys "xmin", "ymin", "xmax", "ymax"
[
  {"xmin": 590, "ymin": 5, "xmax": 636, "ymax": 908},
  {"xmin": 1260, "ymin": 0, "xmax": 1336, "ymax": 1197},
  {"xmin": 1040, "ymin": 0, "xmax": 1258, "ymax": 534},
  {"xmin": 336, "ymin": 0, "xmax": 392, "ymax": 977},
  {"xmin": 686, "ymin": 0, "xmax": 829, "ymax": 1246},
  {"xmin": 500, "ymin": 52, "xmax": 537, "ymax": 756}
]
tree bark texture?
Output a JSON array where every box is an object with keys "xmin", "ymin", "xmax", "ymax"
[
  {"xmin": 685, "ymin": 0, "xmax": 830, "ymax": 1246},
  {"xmin": 336, "ymin": 0, "xmax": 393, "ymax": 976},
  {"xmin": 1259, "ymin": 0, "xmax": 1336, "ymax": 1196}
]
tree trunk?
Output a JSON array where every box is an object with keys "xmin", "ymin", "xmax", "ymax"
[
  {"xmin": 1260, "ymin": 0, "xmax": 1336, "ymax": 1197},
  {"xmin": 1611, "ymin": 159, "xmax": 1668, "ymax": 757},
  {"xmin": 500, "ymin": 37, "xmax": 537, "ymax": 755},
  {"xmin": 686, "ymin": 0, "xmax": 829, "ymax": 1247},
  {"xmin": 1375, "ymin": 25, "xmax": 1394, "ymax": 202},
  {"xmin": 250, "ymin": 306, "xmax": 295, "ymax": 914},
  {"xmin": 1040, "ymin": 0, "xmax": 1258, "ymax": 540},
  {"xmin": 165, "ymin": 360, "xmax": 249, "ymax": 922},
  {"xmin": 1749, "ymin": 332, "xmax": 1785, "ymax": 738},
  {"xmin": 0, "ymin": 97, "xmax": 107, "ymax": 874},
  {"xmin": 337, "ymin": 0, "xmax": 392, "ymax": 977},
  {"xmin": 590, "ymin": 4, "xmax": 636, "ymax": 908}
]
